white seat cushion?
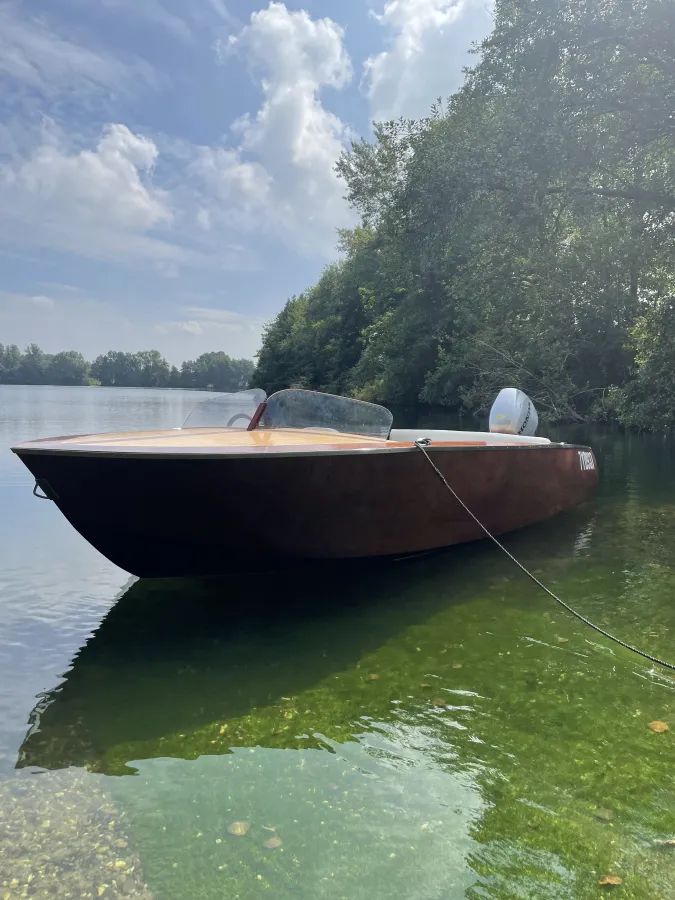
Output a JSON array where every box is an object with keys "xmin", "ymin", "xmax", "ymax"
[{"xmin": 389, "ymin": 429, "xmax": 551, "ymax": 445}]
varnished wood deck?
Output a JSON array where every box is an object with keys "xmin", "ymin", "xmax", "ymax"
[{"xmin": 14, "ymin": 428, "xmax": 488, "ymax": 457}]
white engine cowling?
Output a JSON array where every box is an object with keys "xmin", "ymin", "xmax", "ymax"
[{"xmin": 489, "ymin": 388, "xmax": 539, "ymax": 436}]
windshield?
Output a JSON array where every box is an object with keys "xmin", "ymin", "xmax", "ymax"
[
  {"xmin": 261, "ymin": 389, "xmax": 392, "ymax": 439},
  {"xmin": 182, "ymin": 389, "xmax": 266, "ymax": 429}
]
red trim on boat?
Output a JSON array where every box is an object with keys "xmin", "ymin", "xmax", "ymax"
[{"xmin": 247, "ymin": 401, "xmax": 267, "ymax": 431}]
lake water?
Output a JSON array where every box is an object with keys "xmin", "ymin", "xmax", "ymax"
[{"xmin": 2, "ymin": 385, "xmax": 675, "ymax": 899}]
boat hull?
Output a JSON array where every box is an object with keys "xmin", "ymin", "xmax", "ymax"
[{"xmin": 13, "ymin": 443, "xmax": 598, "ymax": 577}]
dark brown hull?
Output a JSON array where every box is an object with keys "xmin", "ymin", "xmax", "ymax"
[{"xmin": 13, "ymin": 443, "xmax": 598, "ymax": 577}]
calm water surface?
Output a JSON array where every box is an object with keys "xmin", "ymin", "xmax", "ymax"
[{"xmin": 2, "ymin": 385, "xmax": 675, "ymax": 899}]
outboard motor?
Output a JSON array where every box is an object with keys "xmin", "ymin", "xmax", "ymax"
[{"xmin": 489, "ymin": 388, "xmax": 539, "ymax": 436}]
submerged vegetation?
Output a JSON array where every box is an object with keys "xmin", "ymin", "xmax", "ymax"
[
  {"xmin": 15, "ymin": 477, "xmax": 675, "ymax": 899},
  {"xmin": 0, "ymin": 344, "xmax": 254, "ymax": 392},
  {"xmin": 253, "ymin": 0, "xmax": 675, "ymax": 430},
  {"xmin": 0, "ymin": 771, "xmax": 153, "ymax": 900}
]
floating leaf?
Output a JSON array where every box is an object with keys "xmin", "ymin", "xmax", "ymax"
[
  {"xmin": 648, "ymin": 720, "xmax": 669, "ymax": 733},
  {"xmin": 557, "ymin": 637, "xmax": 569, "ymax": 644},
  {"xmin": 452, "ymin": 663, "xmax": 463, "ymax": 669},
  {"xmin": 227, "ymin": 822, "xmax": 251, "ymax": 836},
  {"xmin": 263, "ymin": 837, "xmax": 282, "ymax": 849},
  {"xmin": 366, "ymin": 674, "xmax": 379, "ymax": 681},
  {"xmin": 420, "ymin": 683, "xmax": 431, "ymax": 689},
  {"xmin": 432, "ymin": 697, "xmax": 447, "ymax": 708},
  {"xmin": 599, "ymin": 874, "xmax": 621, "ymax": 886}
]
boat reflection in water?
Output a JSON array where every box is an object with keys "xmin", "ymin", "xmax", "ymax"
[{"xmin": 18, "ymin": 503, "xmax": 597, "ymax": 778}]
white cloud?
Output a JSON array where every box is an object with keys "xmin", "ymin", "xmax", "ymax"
[
  {"xmin": 0, "ymin": 122, "xmax": 264, "ymax": 273},
  {"xmin": 94, "ymin": 0, "xmax": 194, "ymax": 42},
  {"xmin": 227, "ymin": 2, "xmax": 352, "ymax": 89},
  {"xmin": 199, "ymin": 2, "xmax": 355, "ymax": 255},
  {"xmin": 0, "ymin": 290, "xmax": 57, "ymax": 310},
  {"xmin": 203, "ymin": 0, "xmax": 239, "ymax": 29},
  {"xmin": 0, "ymin": 124, "xmax": 207, "ymax": 272},
  {"xmin": 192, "ymin": 148, "xmax": 271, "ymax": 231},
  {"xmin": 365, "ymin": 0, "xmax": 495, "ymax": 122},
  {"xmin": 0, "ymin": 2, "xmax": 158, "ymax": 99},
  {"xmin": 158, "ymin": 319, "xmax": 205, "ymax": 336},
  {"xmin": 0, "ymin": 291, "xmax": 263, "ymax": 362},
  {"xmin": 155, "ymin": 306, "xmax": 265, "ymax": 355},
  {"xmin": 12, "ymin": 124, "xmax": 170, "ymax": 230},
  {"xmin": 82, "ymin": 0, "xmax": 240, "ymax": 40},
  {"xmin": 0, "ymin": 1, "xmax": 357, "ymax": 282},
  {"xmin": 27, "ymin": 294, "xmax": 56, "ymax": 308},
  {"xmin": 0, "ymin": 290, "xmax": 108, "ymax": 355},
  {"xmin": 39, "ymin": 282, "xmax": 82, "ymax": 294}
]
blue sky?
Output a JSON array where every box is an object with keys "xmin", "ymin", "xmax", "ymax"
[{"xmin": 0, "ymin": 0, "xmax": 494, "ymax": 364}]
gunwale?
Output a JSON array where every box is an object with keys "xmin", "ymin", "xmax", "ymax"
[{"xmin": 12, "ymin": 427, "xmax": 576, "ymax": 461}]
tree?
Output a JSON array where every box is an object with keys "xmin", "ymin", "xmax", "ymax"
[
  {"xmin": 17, "ymin": 344, "xmax": 48, "ymax": 385},
  {"xmin": 0, "ymin": 344, "xmax": 23, "ymax": 384},
  {"xmin": 135, "ymin": 350, "xmax": 170, "ymax": 388},
  {"xmin": 91, "ymin": 351, "xmax": 136, "ymax": 387},
  {"xmin": 0, "ymin": 344, "xmax": 255, "ymax": 390},
  {"xmin": 182, "ymin": 352, "xmax": 254, "ymax": 392},
  {"xmin": 47, "ymin": 351, "xmax": 89, "ymax": 386},
  {"xmin": 252, "ymin": 0, "xmax": 675, "ymax": 427},
  {"xmin": 90, "ymin": 351, "xmax": 170, "ymax": 387}
]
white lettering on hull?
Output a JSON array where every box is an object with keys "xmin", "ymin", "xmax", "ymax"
[{"xmin": 578, "ymin": 450, "xmax": 595, "ymax": 471}]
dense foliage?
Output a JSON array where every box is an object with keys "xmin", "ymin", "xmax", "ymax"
[
  {"xmin": 254, "ymin": 0, "xmax": 675, "ymax": 428},
  {"xmin": 0, "ymin": 344, "xmax": 254, "ymax": 392}
]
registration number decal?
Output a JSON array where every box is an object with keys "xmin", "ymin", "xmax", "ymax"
[{"xmin": 578, "ymin": 450, "xmax": 595, "ymax": 471}]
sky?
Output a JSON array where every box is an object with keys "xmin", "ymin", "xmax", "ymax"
[{"xmin": 0, "ymin": 0, "xmax": 494, "ymax": 365}]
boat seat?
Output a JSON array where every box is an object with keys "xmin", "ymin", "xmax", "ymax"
[{"xmin": 389, "ymin": 429, "xmax": 551, "ymax": 445}]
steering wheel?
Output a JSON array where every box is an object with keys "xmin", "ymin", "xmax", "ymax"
[{"xmin": 226, "ymin": 412, "xmax": 253, "ymax": 428}]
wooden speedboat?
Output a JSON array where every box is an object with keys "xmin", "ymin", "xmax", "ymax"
[{"xmin": 11, "ymin": 388, "xmax": 598, "ymax": 578}]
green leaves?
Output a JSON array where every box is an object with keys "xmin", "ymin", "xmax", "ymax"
[{"xmin": 254, "ymin": 0, "xmax": 675, "ymax": 428}]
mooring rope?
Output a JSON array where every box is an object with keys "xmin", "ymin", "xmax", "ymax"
[{"xmin": 414, "ymin": 439, "xmax": 675, "ymax": 672}]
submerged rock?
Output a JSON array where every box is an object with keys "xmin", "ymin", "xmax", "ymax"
[
  {"xmin": 263, "ymin": 837, "xmax": 282, "ymax": 849},
  {"xmin": 592, "ymin": 808, "xmax": 614, "ymax": 823},
  {"xmin": 648, "ymin": 720, "xmax": 669, "ymax": 733}
]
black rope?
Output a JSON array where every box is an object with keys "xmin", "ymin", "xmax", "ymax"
[{"xmin": 414, "ymin": 440, "xmax": 675, "ymax": 672}]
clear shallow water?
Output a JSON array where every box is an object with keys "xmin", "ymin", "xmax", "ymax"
[{"xmin": 2, "ymin": 387, "xmax": 675, "ymax": 898}]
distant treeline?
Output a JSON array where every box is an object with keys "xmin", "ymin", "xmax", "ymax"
[{"xmin": 0, "ymin": 343, "xmax": 254, "ymax": 392}]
